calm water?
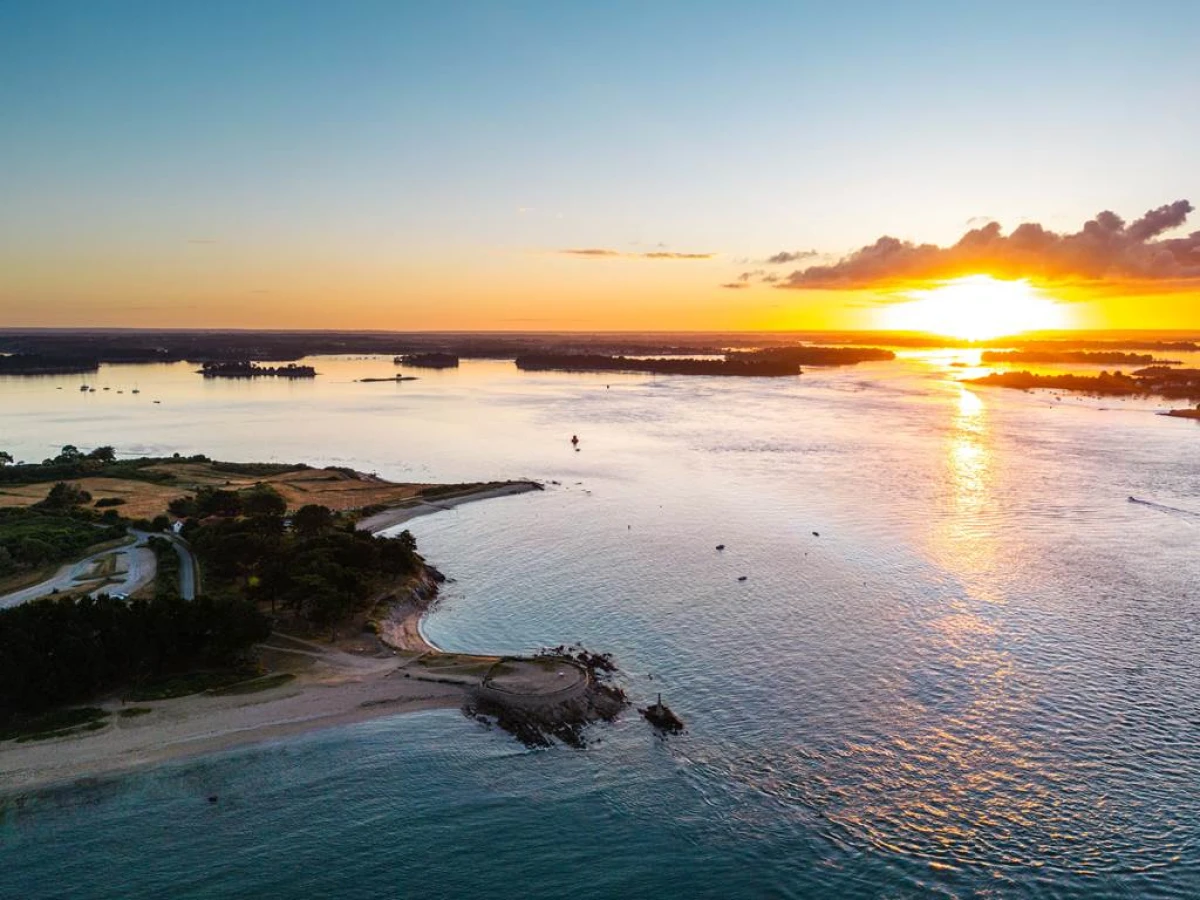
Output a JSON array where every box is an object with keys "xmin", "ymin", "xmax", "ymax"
[{"xmin": 3, "ymin": 352, "xmax": 1200, "ymax": 898}]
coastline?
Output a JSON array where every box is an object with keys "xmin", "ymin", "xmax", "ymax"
[
  {"xmin": 0, "ymin": 647, "xmax": 464, "ymax": 794},
  {"xmin": 355, "ymin": 480, "xmax": 542, "ymax": 534},
  {"xmin": 0, "ymin": 483, "xmax": 545, "ymax": 795}
]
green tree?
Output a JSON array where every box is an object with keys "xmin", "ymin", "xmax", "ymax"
[
  {"xmin": 88, "ymin": 446, "xmax": 116, "ymax": 463},
  {"xmin": 292, "ymin": 504, "xmax": 333, "ymax": 536},
  {"xmin": 0, "ymin": 451, "xmax": 12, "ymax": 467},
  {"xmin": 240, "ymin": 484, "xmax": 287, "ymax": 518},
  {"xmin": 55, "ymin": 445, "xmax": 85, "ymax": 463},
  {"xmin": 34, "ymin": 482, "xmax": 92, "ymax": 511}
]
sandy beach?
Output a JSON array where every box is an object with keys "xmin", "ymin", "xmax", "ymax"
[
  {"xmin": 355, "ymin": 480, "xmax": 542, "ymax": 533},
  {"xmin": 0, "ymin": 635, "xmax": 465, "ymax": 794}
]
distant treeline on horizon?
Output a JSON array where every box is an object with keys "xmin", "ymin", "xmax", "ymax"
[{"xmin": 1, "ymin": 330, "xmax": 1197, "ymax": 373}]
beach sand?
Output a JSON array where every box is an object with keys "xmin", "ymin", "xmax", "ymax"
[
  {"xmin": 355, "ymin": 481, "xmax": 542, "ymax": 533},
  {"xmin": 0, "ymin": 636, "xmax": 463, "ymax": 794}
]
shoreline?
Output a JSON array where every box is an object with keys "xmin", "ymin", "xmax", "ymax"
[
  {"xmin": 355, "ymin": 480, "xmax": 542, "ymax": 534},
  {"xmin": 0, "ymin": 483, "xmax": 548, "ymax": 796}
]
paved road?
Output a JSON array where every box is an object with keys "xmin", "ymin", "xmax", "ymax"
[
  {"xmin": 0, "ymin": 530, "xmax": 159, "ymax": 609},
  {"xmin": 163, "ymin": 533, "xmax": 199, "ymax": 600}
]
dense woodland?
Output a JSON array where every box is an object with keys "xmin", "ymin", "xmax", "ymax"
[
  {"xmin": 0, "ymin": 593, "xmax": 269, "ymax": 724},
  {"xmin": 182, "ymin": 488, "xmax": 421, "ymax": 629}
]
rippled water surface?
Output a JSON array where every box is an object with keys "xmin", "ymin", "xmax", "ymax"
[{"xmin": 3, "ymin": 352, "xmax": 1200, "ymax": 898}]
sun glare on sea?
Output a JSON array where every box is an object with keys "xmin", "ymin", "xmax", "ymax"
[{"xmin": 879, "ymin": 275, "xmax": 1068, "ymax": 341}]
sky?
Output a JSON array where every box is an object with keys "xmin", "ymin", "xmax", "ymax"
[{"xmin": 1, "ymin": 1, "xmax": 1199, "ymax": 332}]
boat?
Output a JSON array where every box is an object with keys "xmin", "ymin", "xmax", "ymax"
[{"xmin": 79, "ymin": 384, "xmax": 89, "ymax": 392}]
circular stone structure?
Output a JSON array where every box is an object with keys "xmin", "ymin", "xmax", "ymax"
[{"xmin": 478, "ymin": 657, "xmax": 589, "ymax": 704}]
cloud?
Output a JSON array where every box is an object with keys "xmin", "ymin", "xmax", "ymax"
[
  {"xmin": 777, "ymin": 200, "xmax": 1199, "ymax": 290},
  {"xmin": 765, "ymin": 249, "xmax": 819, "ymax": 265},
  {"xmin": 720, "ymin": 282, "xmax": 749, "ymax": 290},
  {"xmin": 560, "ymin": 248, "xmax": 715, "ymax": 260}
]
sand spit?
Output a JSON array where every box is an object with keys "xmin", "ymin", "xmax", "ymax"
[
  {"xmin": 355, "ymin": 481, "xmax": 542, "ymax": 533},
  {"xmin": 0, "ymin": 481, "xmax": 631, "ymax": 795}
]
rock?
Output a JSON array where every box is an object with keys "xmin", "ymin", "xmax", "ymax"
[
  {"xmin": 737, "ymin": 575, "xmax": 748, "ymax": 582},
  {"xmin": 715, "ymin": 544, "xmax": 725, "ymax": 551},
  {"xmin": 639, "ymin": 694, "xmax": 684, "ymax": 734}
]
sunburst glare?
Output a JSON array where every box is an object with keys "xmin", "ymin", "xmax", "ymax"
[{"xmin": 878, "ymin": 275, "xmax": 1069, "ymax": 341}]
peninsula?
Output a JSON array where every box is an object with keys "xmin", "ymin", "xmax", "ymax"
[{"xmin": 0, "ymin": 451, "xmax": 624, "ymax": 792}]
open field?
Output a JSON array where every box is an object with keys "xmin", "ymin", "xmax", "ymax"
[{"xmin": 0, "ymin": 462, "xmax": 437, "ymax": 519}]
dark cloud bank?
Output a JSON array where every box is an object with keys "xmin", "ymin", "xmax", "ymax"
[{"xmin": 769, "ymin": 200, "xmax": 1199, "ymax": 290}]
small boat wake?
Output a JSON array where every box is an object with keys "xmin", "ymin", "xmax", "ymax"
[{"xmin": 1127, "ymin": 496, "xmax": 1200, "ymax": 521}]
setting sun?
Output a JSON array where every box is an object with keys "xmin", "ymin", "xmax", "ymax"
[{"xmin": 878, "ymin": 275, "xmax": 1070, "ymax": 341}]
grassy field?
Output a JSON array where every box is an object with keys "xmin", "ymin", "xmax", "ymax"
[{"xmin": 0, "ymin": 462, "xmax": 434, "ymax": 519}]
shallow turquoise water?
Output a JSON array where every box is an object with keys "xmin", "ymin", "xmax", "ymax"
[{"xmin": 3, "ymin": 353, "xmax": 1200, "ymax": 898}]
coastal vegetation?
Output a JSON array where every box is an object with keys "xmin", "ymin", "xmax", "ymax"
[
  {"xmin": 728, "ymin": 345, "xmax": 895, "ymax": 366},
  {"xmin": 182, "ymin": 496, "xmax": 422, "ymax": 632},
  {"xmin": 0, "ymin": 445, "xmax": 193, "ymax": 486},
  {"xmin": 979, "ymin": 350, "xmax": 1179, "ymax": 365},
  {"xmin": 0, "ymin": 496, "xmax": 126, "ymax": 580},
  {"xmin": 0, "ymin": 593, "xmax": 270, "ymax": 729},
  {"xmin": 969, "ymin": 367, "xmax": 1200, "ymax": 401},
  {"xmin": 394, "ymin": 353, "xmax": 459, "ymax": 368},
  {"xmin": 198, "ymin": 361, "xmax": 316, "ymax": 378},
  {"xmin": 0, "ymin": 353, "xmax": 99, "ymax": 375}
]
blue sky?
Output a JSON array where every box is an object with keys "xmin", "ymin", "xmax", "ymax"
[{"xmin": 2, "ymin": 1, "xmax": 1198, "ymax": 328}]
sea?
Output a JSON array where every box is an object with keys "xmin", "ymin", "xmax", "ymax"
[{"xmin": 2, "ymin": 350, "xmax": 1200, "ymax": 899}]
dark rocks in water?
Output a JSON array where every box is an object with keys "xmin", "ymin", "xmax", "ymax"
[
  {"xmin": 207, "ymin": 795, "xmax": 218, "ymax": 803},
  {"xmin": 464, "ymin": 645, "xmax": 628, "ymax": 748},
  {"xmin": 812, "ymin": 531, "xmax": 820, "ymax": 537},
  {"xmin": 715, "ymin": 544, "xmax": 725, "ymax": 551},
  {"xmin": 640, "ymin": 694, "xmax": 684, "ymax": 734},
  {"xmin": 737, "ymin": 575, "xmax": 748, "ymax": 582}
]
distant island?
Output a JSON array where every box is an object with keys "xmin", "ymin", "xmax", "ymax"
[
  {"xmin": 394, "ymin": 353, "xmax": 459, "ymax": 369},
  {"xmin": 0, "ymin": 449, "xmax": 626, "ymax": 788},
  {"xmin": 979, "ymin": 350, "xmax": 1181, "ymax": 365},
  {"xmin": 968, "ymin": 366, "xmax": 1200, "ymax": 402},
  {"xmin": 199, "ymin": 361, "xmax": 316, "ymax": 378},
  {"xmin": 728, "ymin": 346, "xmax": 895, "ymax": 366},
  {"xmin": 0, "ymin": 353, "xmax": 99, "ymax": 375},
  {"xmin": 516, "ymin": 353, "xmax": 800, "ymax": 377}
]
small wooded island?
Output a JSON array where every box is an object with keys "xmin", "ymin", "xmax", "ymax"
[
  {"xmin": 0, "ymin": 449, "xmax": 628, "ymax": 787},
  {"xmin": 199, "ymin": 361, "xmax": 316, "ymax": 378},
  {"xmin": 969, "ymin": 367, "xmax": 1200, "ymax": 402},
  {"xmin": 394, "ymin": 353, "xmax": 460, "ymax": 369}
]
